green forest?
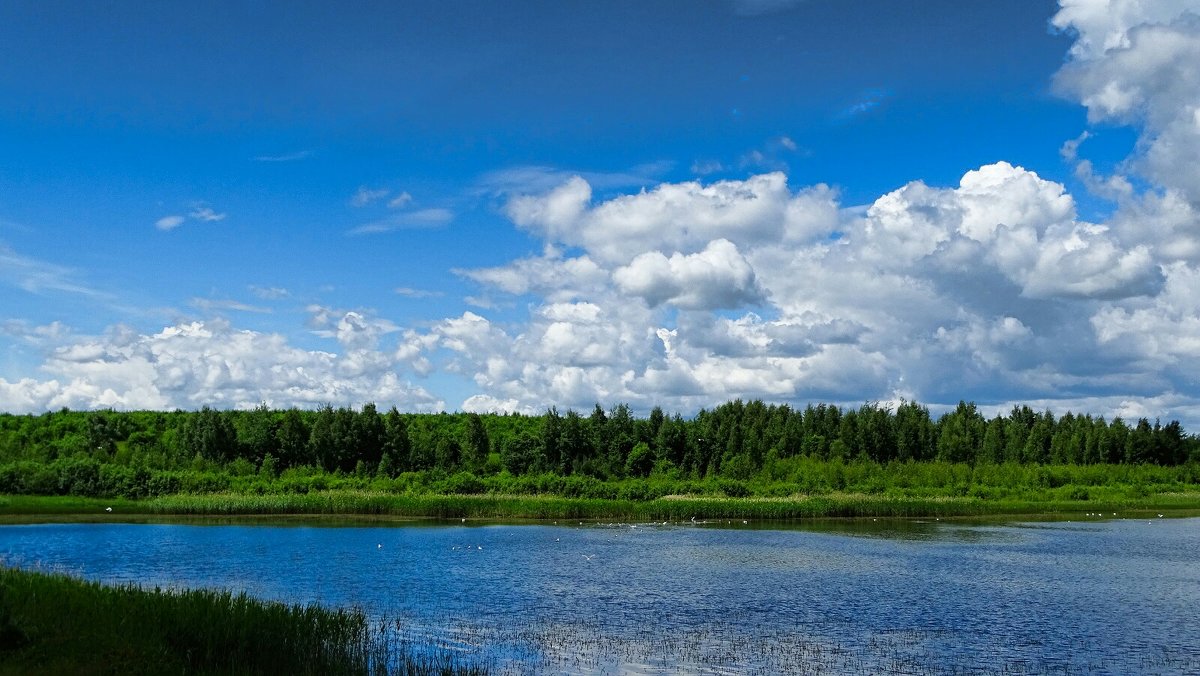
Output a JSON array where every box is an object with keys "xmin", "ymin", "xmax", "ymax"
[{"xmin": 1, "ymin": 400, "xmax": 1198, "ymax": 509}]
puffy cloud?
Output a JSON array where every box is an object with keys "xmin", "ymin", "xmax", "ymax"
[
  {"xmin": 956, "ymin": 162, "xmax": 1077, "ymax": 243},
  {"xmin": 445, "ymin": 151, "xmax": 1189, "ymax": 419},
  {"xmin": 461, "ymin": 394, "xmax": 529, "ymax": 414},
  {"xmin": 1107, "ymin": 188, "xmax": 1200, "ymax": 262},
  {"xmin": 847, "ymin": 162, "xmax": 1160, "ymax": 300},
  {"xmin": 1019, "ymin": 223, "xmax": 1160, "ymax": 299},
  {"xmin": 0, "ymin": 320, "xmax": 441, "ymax": 413},
  {"xmin": 532, "ymin": 302, "xmax": 628, "ymax": 367},
  {"xmin": 935, "ymin": 316, "xmax": 1033, "ymax": 370},
  {"xmin": 304, "ymin": 306, "xmax": 399, "ymax": 352},
  {"xmin": 456, "ymin": 250, "xmax": 609, "ymax": 302},
  {"xmin": 1091, "ymin": 262, "xmax": 1200, "ymax": 366},
  {"xmin": 1054, "ymin": 1, "xmax": 1200, "ymax": 203},
  {"xmin": 507, "ymin": 173, "xmax": 795, "ymax": 263},
  {"xmin": 10, "ymin": 1, "xmax": 1200, "ymax": 427},
  {"xmin": 613, "ymin": 239, "xmax": 764, "ymax": 310},
  {"xmin": 505, "ymin": 176, "xmax": 593, "ymax": 243},
  {"xmin": 859, "ymin": 180, "xmax": 958, "ymax": 266}
]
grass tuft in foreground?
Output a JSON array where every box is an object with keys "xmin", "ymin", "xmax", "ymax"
[{"xmin": 0, "ymin": 567, "xmax": 484, "ymax": 675}]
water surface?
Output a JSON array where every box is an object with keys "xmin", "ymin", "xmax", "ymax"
[{"xmin": 2, "ymin": 516, "xmax": 1197, "ymax": 674}]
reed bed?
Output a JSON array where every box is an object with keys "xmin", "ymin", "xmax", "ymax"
[
  {"xmin": 127, "ymin": 489, "xmax": 1200, "ymax": 521},
  {"xmin": 0, "ymin": 567, "xmax": 484, "ymax": 675}
]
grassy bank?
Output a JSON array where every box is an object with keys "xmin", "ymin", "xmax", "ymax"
[
  {"xmin": 0, "ymin": 567, "xmax": 482, "ymax": 676},
  {"xmin": 3, "ymin": 489, "xmax": 1199, "ymax": 522},
  {"xmin": 3, "ymin": 460, "xmax": 1198, "ymax": 520}
]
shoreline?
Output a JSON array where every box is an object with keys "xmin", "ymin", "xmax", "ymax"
[{"xmin": 3, "ymin": 491, "xmax": 1199, "ymax": 525}]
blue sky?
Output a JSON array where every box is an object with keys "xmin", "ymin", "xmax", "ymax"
[{"xmin": 3, "ymin": 0, "xmax": 1200, "ymax": 425}]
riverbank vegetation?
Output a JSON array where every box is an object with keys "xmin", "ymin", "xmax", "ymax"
[
  {"xmin": 0, "ymin": 567, "xmax": 481, "ymax": 675},
  {"xmin": 1, "ymin": 400, "xmax": 1197, "ymax": 518}
]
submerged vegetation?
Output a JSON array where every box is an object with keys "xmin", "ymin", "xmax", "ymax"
[{"xmin": 1, "ymin": 399, "xmax": 1197, "ymax": 517}]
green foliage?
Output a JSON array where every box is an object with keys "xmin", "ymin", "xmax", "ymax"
[
  {"xmin": 0, "ymin": 398, "xmax": 1197, "ymax": 512},
  {"xmin": 625, "ymin": 442, "xmax": 654, "ymax": 478}
]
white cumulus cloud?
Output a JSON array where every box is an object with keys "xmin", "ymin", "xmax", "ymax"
[
  {"xmin": 613, "ymin": 239, "xmax": 764, "ymax": 310},
  {"xmin": 0, "ymin": 319, "xmax": 442, "ymax": 413}
]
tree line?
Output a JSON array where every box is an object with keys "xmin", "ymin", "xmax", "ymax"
[{"xmin": 0, "ymin": 399, "xmax": 1196, "ymax": 482}]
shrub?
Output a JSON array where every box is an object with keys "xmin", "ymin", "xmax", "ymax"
[{"xmin": 438, "ymin": 471, "xmax": 485, "ymax": 495}]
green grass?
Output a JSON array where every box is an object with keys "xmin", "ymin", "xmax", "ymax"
[
  {"xmin": 0, "ymin": 495, "xmax": 148, "ymax": 516},
  {"xmin": 0, "ymin": 567, "xmax": 484, "ymax": 675},
  {"xmin": 4, "ymin": 489, "xmax": 1198, "ymax": 522},
  {"xmin": 3, "ymin": 460, "xmax": 1199, "ymax": 521}
]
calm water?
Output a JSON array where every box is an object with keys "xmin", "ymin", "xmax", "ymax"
[{"xmin": 2, "ymin": 516, "xmax": 1199, "ymax": 674}]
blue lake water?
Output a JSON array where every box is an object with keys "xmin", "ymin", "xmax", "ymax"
[{"xmin": 2, "ymin": 516, "xmax": 1198, "ymax": 674}]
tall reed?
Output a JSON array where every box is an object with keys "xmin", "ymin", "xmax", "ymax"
[{"xmin": 0, "ymin": 567, "xmax": 485, "ymax": 675}]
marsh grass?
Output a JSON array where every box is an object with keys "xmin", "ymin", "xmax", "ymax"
[
  {"xmin": 0, "ymin": 567, "xmax": 484, "ymax": 675},
  {"xmin": 2, "ymin": 466, "xmax": 1199, "ymax": 522},
  {"xmin": 131, "ymin": 489, "xmax": 1200, "ymax": 520}
]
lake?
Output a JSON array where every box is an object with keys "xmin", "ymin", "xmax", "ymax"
[{"xmin": 2, "ymin": 515, "xmax": 1198, "ymax": 674}]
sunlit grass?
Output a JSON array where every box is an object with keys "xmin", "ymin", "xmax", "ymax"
[
  {"xmin": 2, "ymin": 459, "xmax": 1198, "ymax": 521},
  {"xmin": 1, "ymin": 489, "xmax": 1191, "ymax": 522}
]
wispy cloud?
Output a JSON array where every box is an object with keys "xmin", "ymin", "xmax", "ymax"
[
  {"xmin": 0, "ymin": 244, "xmax": 106, "ymax": 299},
  {"xmin": 0, "ymin": 217, "xmax": 34, "ymax": 234},
  {"xmin": 190, "ymin": 297, "xmax": 272, "ymax": 314},
  {"xmin": 155, "ymin": 215, "xmax": 185, "ymax": 231},
  {"xmin": 155, "ymin": 202, "xmax": 227, "ymax": 230},
  {"xmin": 395, "ymin": 286, "xmax": 444, "ymax": 299},
  {"xmin": 730, "ymin": 0, "xmax": 806, "ymax": 16},
  {"xmin": 463, "ymin": 295, "xmax": 501, "ymax": 309},
  {"xmin": 253, "ymin": 150, "xmax": 312, "ymax": 162},
  {"xmin": 248, "ymin": 285, "xmax": 291, "ymax": 300},
  {"xmin": 476, "ymin": 161, "xmax": 673, "ymax": 196},
  {"xmin": 350, "ymin": 186, "xmax": 390, "ymax": 207},
  {"xmin": 0, "ymin": 319, "xmax": 71, "ymax": 345},
  {"xmin": 836, "ymin": 89, "xmax": 891, "ymax": 120},
  {"xmin": 189, "ymin": 205, "xmax": 226, "ymax": 222},
  {"xmin": 737, "ymin": 135, "xmax": 805, "ymax": 171},
  {"xmin": 388, "ymin": 191, "xmax": 413, "ymax": 209},
  {"xmin": 347, "ymin": 208, "xmax": 455, "ymax": 235}
]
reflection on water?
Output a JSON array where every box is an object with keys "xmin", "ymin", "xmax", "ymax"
[{"xmin": 2, "ymin": 516, "xmax": 1198, "ymax": 674}]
